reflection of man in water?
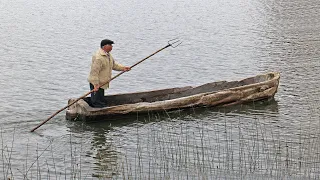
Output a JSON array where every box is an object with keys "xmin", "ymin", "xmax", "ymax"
[{"xmin": 91, "ymin": 125, "xmax": 119, "ymax": 177}]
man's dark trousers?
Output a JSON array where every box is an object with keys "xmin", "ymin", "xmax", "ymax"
[{"xmin": 89, "ymin": 83, "xmax": 106, "ymax": 108}]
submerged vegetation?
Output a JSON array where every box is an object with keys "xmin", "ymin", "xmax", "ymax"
[{"xmin": 1, "ymin": 102, "xmax": 320, "ymax": 179}]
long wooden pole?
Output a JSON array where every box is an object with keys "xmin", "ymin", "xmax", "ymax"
[{"xmin": 30, "ymin": 44, "xmax": 172, "ymax": 132}]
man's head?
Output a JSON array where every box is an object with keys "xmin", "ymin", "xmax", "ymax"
[{"xmin": 100, "ymin": 39, "xmax": 114, "ymax": 52}]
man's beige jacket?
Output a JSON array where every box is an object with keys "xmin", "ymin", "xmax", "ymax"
[{"xmin": 88, "ymin": 48, "xmax": 125, "ymax": 89}]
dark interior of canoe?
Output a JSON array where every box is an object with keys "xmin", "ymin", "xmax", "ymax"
[{"xmin": 84, "ymin": 73, "xmax": 275, "ymax": 107}]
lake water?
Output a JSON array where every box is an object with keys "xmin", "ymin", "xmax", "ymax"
[{"xmin": 0, "ymin": 0, "xmax": 319, "ymax": 179}]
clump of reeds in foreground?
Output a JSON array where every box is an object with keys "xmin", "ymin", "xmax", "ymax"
[{"xmin": 1, "ymin": 106, "xmax": 320, "ymax": 179}]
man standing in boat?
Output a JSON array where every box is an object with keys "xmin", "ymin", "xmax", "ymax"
[{"xmin": 88, "ymin": 39, "xmax": 131, "ymax": 108}]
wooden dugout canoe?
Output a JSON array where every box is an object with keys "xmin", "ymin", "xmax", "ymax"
[{"xmin": 66, "ymin": 72, "xmax": 280, "ymax": 121}]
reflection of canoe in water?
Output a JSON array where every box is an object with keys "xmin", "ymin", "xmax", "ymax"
[{"xmin": 66, "ymin": 72, "xmax": 280, "ymax": 121}]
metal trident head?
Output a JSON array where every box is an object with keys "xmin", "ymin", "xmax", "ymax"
[{"xmin": 168, "ymin": 38, "xmax": 182, "ymax": 48}]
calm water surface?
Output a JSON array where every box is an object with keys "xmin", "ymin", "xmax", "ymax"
[{"xmin": 0, "ymin": 0, "xmax": 319, "ymax": 179}]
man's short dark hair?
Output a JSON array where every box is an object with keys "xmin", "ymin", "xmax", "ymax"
[{"xmin": 101, "ymin": 39, "xmax": 114, "ymax": 48}]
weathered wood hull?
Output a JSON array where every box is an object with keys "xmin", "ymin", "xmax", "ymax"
[{"xmin": 66, "ymin": 72, "xmax": 280, "ymax": 121}]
